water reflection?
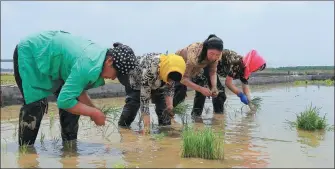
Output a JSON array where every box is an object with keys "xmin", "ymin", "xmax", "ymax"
[
  {"xmin": 296, "ymin": 130, "xmax": 326, "ymax": 148},
  {"xmin": 17, "ymin": 146, "xmax": 40, "ymax": 168}
]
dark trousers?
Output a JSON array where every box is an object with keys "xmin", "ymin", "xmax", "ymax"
[
  {"xmin": 117, "ymin": 79, "xmax": 188, "ymax": 127},
  {"xmin": 13, "ymin": 45, "xmax": 80, "ymax": 146},
  {"xmin": 191, "ymin": 66, "xmax": 227, "ymax": 116}
]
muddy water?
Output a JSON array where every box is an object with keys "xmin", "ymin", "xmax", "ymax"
[{"xmin": 1, "ymin": 84, "xmax": 334, "ymax": 168}]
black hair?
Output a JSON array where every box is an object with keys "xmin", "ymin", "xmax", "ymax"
[
  {"xmin": 168, "ymin": 71, "xmax": 182, "ymax": 82},
  {"xmin": 198, "ymin": 34, "xmax": 224, "ymax": 63},
  {"xmin": 113, "ymin": 42, "xmax": 123, "ymax": 48},
  {"xmin": 259, "ymin": 63, "xmax": 266, "ymax": 71}
]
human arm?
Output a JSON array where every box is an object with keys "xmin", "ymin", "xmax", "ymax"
[
  {"xmin": 138, "ymin": 67, "xmax": 154, "ymax": 133},
  {"xmin": 225, "ymin": 76, "xmax": 249, "ymax": 105},
  {"xmin": 180, "ymin": 60, "xmax": 212, "ymax": 96},
  {"xmin": 208, "ymin": 60, "xmax": 219, "ymax": 96},
  {"xmin": 164, "ymin": 82, "xmax": 175, "ymax": 117},
  {"xmin": 57, "ymin": 61, "xmax": 105, "ymax": 125},
  {"xmin": 242, "ymin": 83, "xmax": 252, "ymax": 101},
  {"xmin": 78, "ymin": 91, "xmax": 95, "ymax": 108},
  {"xmin": 225, "ymin": 76, "xmax": 240, "ymax": 95}
]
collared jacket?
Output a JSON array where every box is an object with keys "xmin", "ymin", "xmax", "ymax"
[{"xmin": 17, "ymin": 30, "xmax": 106, "ymax": 109}]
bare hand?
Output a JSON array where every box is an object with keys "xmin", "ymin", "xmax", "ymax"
[
  {"xmin": 211, "ymin": 88, "xmax": 219, "ymax": 97},
  {"xmin": 166, "ymin": 106, "xmax": 174, "ymax": 118},
  {"xmin": 90, "ymin": 110, "xmax": 106, "ymax": 126},
  {"xmin": 199, "ymin": 87, "xmax": 212, "ymax": 97}
]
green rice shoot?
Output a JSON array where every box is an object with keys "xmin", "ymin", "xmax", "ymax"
[
  {"xmin": 287, "ymin": 104, "xmax": 329, "ymax": 131},
  {"xmin": 173, "ymin": 102, "xmax": 191, "ymax": 115},
  {"xmin": 113, "ymin": 163, "xmax": 126, "ymax": 168},
  {"xmin": 181, "ymin": 127, "xmax": 224, "ymax": 160},
  {"xmin": 101, "ymin": 105, "xmax": 122, "ymax": 122},
  {"xmin": 151, "ymin": 132, "xmax": 167, "ymax": 141},
  {"xmin": 250, "ymin": 97, "xmax": 263, "ymax": 110},
  {"xmin": 294, "ymin": 79, "xmax": 334, "ymax": 86}
]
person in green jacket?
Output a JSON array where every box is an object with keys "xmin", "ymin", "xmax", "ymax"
[{"xmin": 13, "ymin": 30, "xmax": 137, "ymax": 146}]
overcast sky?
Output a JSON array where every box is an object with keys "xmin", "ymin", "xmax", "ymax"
[{"xmin": 1, "ymin": 1, "xmax": 334, "ymax": 68}]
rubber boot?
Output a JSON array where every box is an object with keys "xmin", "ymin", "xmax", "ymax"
[
  {"xmin": 18, "ymin": 98, "xmax": 48, "ymax": 146},
  {"xmin": 118, "ymin": 87, "xmax": 140, "ymax": 127},
  {"xmin": 191, "ymin": 91, "xmax": 206, "ymax": 117},
  {"xmin": 212, "ymin": 79, "xmax": 227, "ymax": 114},
  {"xmin": 212, "ymin": 91, "xmax": 226, "ymax": 114},
  {"xmin": 59, "ymin": 109, "xmax": 80, "ymax": 142}
]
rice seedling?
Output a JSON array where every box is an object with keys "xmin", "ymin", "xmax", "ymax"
[
  {"xmin": 52, "ymin": 136, "xmax": 60, "ymax": 146},
  {"xmin": 294, "ymin": 79, "xmax": 334, "ymax": 86},
  {"xmin": 13, "ymin": 124, "xmax": 18, "ymax": 139},
  {"xmin": 181, "ymin": 126, "xmax": 224, "ymax": 160},
  {"xmin": 113, "ymin": 163, "xmax": 126, "ymax": 168},
  {"xmin": 294, "ymin": 80, "xmax": 308, "ymax": 86},
  {"xmin": 40, "ymin": 131, "xmax": 45, "ymax": 145},
  {"xmin": 173, "ymin": 102, "xmax": 191, "ymax": 125},
  {"xmin": 63, "ymin": 140, "xmax": 75, "ymax": 150},
  {"xmin": 101, "ymin": 105, "xmax": 122, "ymax": 126},
  {"xmin": 248, "ymin": 97, "xmax": 263, "ymax": 111},
  {"xmin": 324, "ymin": 79, "xmax": 335, "ymax": 86},
  {"xmin": 286, "ymin": 104, "xmax": 329, "ymax": 131},
  {"xmin": 19, "ymin": 143, "xmax": 29, "ymax": 155},
  {"xmin": 1, "ymin": 139, "xmax": 8, "ymax": 154},
  {"xmin": 173, "ymin": 102, "xmax": 190, "ymax": 115},
  {"xmin": 151, "ymin": 132, "xmax": 167, "ymax": 141}
]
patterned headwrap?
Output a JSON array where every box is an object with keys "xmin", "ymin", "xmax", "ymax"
[{"xmin": 107, "ymin": 44, "xmax": 137, "ymax": 75}]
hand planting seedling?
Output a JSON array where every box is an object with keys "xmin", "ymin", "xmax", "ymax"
[
  {"xmin": 181, "ymin": 126, "xmax": 224, "ymax": 160},
  {"xmin": 101, "ymin": 105, "xmax": 122, "ymax": 123}
]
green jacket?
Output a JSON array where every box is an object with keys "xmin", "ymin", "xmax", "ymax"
[{"xmin": 17, "ymin": 30, "xmax": 106, "ymax": 109}]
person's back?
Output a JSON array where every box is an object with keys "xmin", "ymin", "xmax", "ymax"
[
  {"xmin": 17, "ymin": 30, "xmax": 107, "ymax": 104},
  {"xmin": 14, "ymin": 32, "xmax": 138, "ymax": 146}
]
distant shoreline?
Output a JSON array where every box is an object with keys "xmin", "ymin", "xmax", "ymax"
[{"xmin": 1, "ymin": 74, "xmax": 334, "ymax": 107}]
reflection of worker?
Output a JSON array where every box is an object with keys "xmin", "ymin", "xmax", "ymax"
[
  {"xmin": 191, "ymin": 50, "xmax": 266, "ymax": 116},
  {"xmin": 116, "ymin": 52, "xmax": 186, "ymax": 133},
  {"xmin": 13, "ymin": 31, "xmax": 137, "ymax": 146},
  {"xmin": 228, "ymin": 114, "xmax": 269, "ymax": 168}
]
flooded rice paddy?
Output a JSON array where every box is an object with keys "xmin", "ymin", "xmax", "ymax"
[{"xmin": 1, "ymin": 84, "xmax": 334, "ymax": 168}]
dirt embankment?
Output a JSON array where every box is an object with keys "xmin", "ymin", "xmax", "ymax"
[{"xmin": 1, "ymin": 74, "xmax": 333, "ymax": 107}]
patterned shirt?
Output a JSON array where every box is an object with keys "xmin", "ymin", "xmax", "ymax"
[
  {"xmin": 175, "ymin": 42, "xmax": 220, "ymax": 80},
  {"xmin": 128, "ymin": 53, "xmax": 175, "ymax": 115},
  {"xmin": 192, "ymin": 49, "xmax": 248, "ymax": 87},
  {"xmin": 217, "ymin": 49, "xmax": 248, "ymax": 84}
]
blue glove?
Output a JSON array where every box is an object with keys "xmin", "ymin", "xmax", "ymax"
[{"xmin": 237, "ymin": 92, "xmax": 249, "ymax": 105}]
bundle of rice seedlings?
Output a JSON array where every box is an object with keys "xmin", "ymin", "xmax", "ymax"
[
  {"xmin": 287, "ymin": 104, "xmax": 328, "ymax": 131},
  {"xmin": 248, "ymin": 97, "xmax": 263, "ymax": 111},
  {"xmin": 181, "ymin": 127, "xmax": 224, "ymax": 160},
  {"xmin": 101, "ymin": 105, "xmax": 122, "ymax": 122},
  {"xmin": 173, "ymin": 102, "xmax": 191, "ymax": 125},
  {"xmin": 173, "ymin": 102, "xmax": 191, "ymax": 115}
]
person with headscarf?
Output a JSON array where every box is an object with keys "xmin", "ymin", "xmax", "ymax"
[
  {"xmin": 165, "ymin": 34, "xmax": 223, "ymax": 116},
  {"xmin": 191, "ymin": 49, "xmax": 266, "ymax": 116},
  {"xmin": 116, "ymin": 51, "xmax": 186, "ymax": 133},
  {"xmin": 13, "ymin": 30, "xmax": 137, "ymax": 146}
]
